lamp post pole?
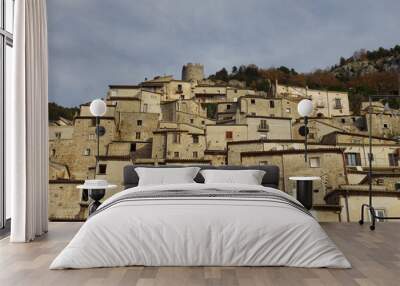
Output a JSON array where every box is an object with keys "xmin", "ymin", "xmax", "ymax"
[
  {"xmin": 96, "ymin": 116, "xmax": 100, "ymax": 175},
  {"xmin": 304, "ymin": 116, "xmax": 308, "ymax": 162},
  {"xmin": 368, "ymin": 96, "xmax": 372, "ymax": 208}
]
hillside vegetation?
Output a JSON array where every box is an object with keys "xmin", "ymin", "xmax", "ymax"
[
  {"xmin": 48, "ymin": 102, "xmax": 79, "ymax": 121},
  {"xmin": 209, "ymin": 45, "xmax": 400, "ymax": 113}
]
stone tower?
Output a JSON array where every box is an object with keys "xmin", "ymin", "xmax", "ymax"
[{"xmin": 182, "ymin": 63, "xmax": 204, "ymax": 82}]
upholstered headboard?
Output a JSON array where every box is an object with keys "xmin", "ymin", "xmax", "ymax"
[{"xmin": 123, "ymin": 165, "xmax": 280, "ymax": 189}]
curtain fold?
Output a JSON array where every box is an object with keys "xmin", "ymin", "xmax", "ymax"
[{"xmin": 8, "ymin": 0, "xmax": 48, "ymax": 242}]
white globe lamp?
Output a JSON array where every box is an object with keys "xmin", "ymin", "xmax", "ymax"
[
  {"xmin": 90, "ymin": 99, "xmax": 107, "ymax": 117},
  {"xmin": 297, "ymin": 99, "xmax": 313, "ymax": 162},
  {"xmin": 89, "ymin": 99, "xmax": 107, "ymax": 178},
  {"xmin": 297, "ymin": 99, "xmax": 313, "ymax": 117}
]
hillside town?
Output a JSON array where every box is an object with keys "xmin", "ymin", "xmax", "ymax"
[{"xmin": 49, "ymin": 63, "xmax": 400, "ymax": 222}]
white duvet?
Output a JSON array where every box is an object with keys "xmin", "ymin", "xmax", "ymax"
[{"xmin": 50, "ymin": 183, "xmax": 351, "ymax": 269}]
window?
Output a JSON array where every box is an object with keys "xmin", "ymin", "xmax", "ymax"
[
  {"xmin": 135, "ymin": 132, "xmax": 141, "ymax": 139},
  {"xmin": 201, "ymin": 120, "xmax": 205, "ymax": 125},
  {"xmin": 388, "ymin": 153, "xmax": 399, "ymax": 167},
  {"xmin": 180, "ymin": 94, "xmax": 185, "ymax": 100},
  {"xmin": 174, "ymin": 152, "xmax": 179, "ymax": 158},
  {"xmin": 225, "ymin": 131, "xmax": 233, "ymax": 139},
  {"xmin": 309, "ymin": 157, "xmax": 321, "ymax": 168},
  {"xmin": 143, "ymin": 103, "xmax": 148, "ymax": 112},
  {"xmin": 192, "ymin": 135, "xmax": 199, "ymax": 144},
  {"xmin": 83, "ymin": 148, "xmax": 90, "ymax": 156},
  {"xmin": 137, "ymin": 120, "xmax": 142, "ymax": 126},
  {"xmin": 130, "ymin": 143, "xmax": 136, "ymax": 152},
  {"xmin": 368, "ymin": 208, "xmax": 386, "ymax": 222},
  {"xmin": 383, "ymin": 123, "xmax": 389, "ymax": 129},
  {"xmin": 190, "ymin": 118, "xmax": 194, "ymax": 124},
  {"xmin": 98, "ymin": 164, "xmax": 107, "ymax": 174},
  {"xmin": 259, "ymin": 119, "xmax": 268, "ymax": 130},
  {"xmin": 193, "ymin": 152, "xmax": 198, "ymax": 158},
  {"xmin": 227, "ymin": 104, "xmax": 231, "ymax": 110},
  {"xmin": 341, "ymin": 118, "xmax": 346, "ymax": 124},
  {"xmin": 173, "ymin": 133, "xmax": 181, "ymax": 143},
  {"xmin": 177, "ymin": 84, "xmax": 183, "ymax": 92},
  {"xmin": 286, "ymin": 108, "xmax": 291, "ymax": 113},
  {"xmin": 55, "ymin": 132, "xmax": 62, "ymax": 139},
  {"xmin": 345, "ymin": 153, "xmax": 361, "ymax": 166},
  {"xmin": 269, "ymin": 100, "xmax": 275, "ymax": 108},
  {"xmin": 1, "ymin": 0, "xmax": 14, "ymax": 229},
  {"xmin": 251, "ymin": 99, "xmax": 256, "ymax": 104},
  {"xmin": 51, "ymin": 149, "xmax": 56, "ymax": 156},
  {"xmin": 334, "ymin": 98, "xmax": 342, "ymax": 109}
]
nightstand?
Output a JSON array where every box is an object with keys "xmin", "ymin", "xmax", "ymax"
[
  {"xmin": 77, "ymin": 180, "xmax": 117, "ymax": 215},
  {"xmin": 289, "ymin": 176, "xmax": 320, "ymax": 210}
]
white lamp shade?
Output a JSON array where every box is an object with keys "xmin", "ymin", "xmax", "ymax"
[
  {"xmin": 297, "ymin": 99, "xmax": 313, "ymax": 117},
  {"xmin": 90, "ymin": 99, "xmax": 107, "ymax": 117}
]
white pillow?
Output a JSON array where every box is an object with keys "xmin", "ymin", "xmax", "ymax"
[
  {"xmin": 135, "ymin": 167, "xmax": 200, "ymax": 186},
  {"xmin": 200, "ymin": 169, "xmax": 266, "ymax": 185}
]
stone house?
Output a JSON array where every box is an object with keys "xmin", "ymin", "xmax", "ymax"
[
  {"xmin": 205, "ymin": 124, "xmax": 248, "ymax": 150},
  {"xmin": 238, "ymin": 116, "xmax": 292, "ymax": 140},
  {"xmin": 193, "ymin": 84, "xmax": 227, "ymax": 103},
  {"xmin": 152, "ymin": 129, "xmax": 206, "ymax": 161},
  {"xmin": 273, "ymin": 81, "xmax": 351, "ymax": 117},
  {"xmin": 226, "ymin": 87, "xmax": 255, "ymax": 101},
  {"xmin": 216, "ymin": 96, "xmax": 300, "ymax": 124},
  {"xmin": 325, "ymin": 186, "xmax": 400, "ymax": 223},
  {"xmin": 321, "ymin": 131, "xmax": 400, "ymax": 169},
  {"xmin": 240, "ymin": 148, "xmax": 348, "ymax": 222},
  {"xmin": 161, "ymin": 99, "xmax": 213, "ymax": 128},
  {"xmin": 117, "ymin": 112, "xmax": 159, "ymax": 142}
]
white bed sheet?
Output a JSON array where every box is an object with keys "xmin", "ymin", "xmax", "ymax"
[{"xmin": 50, "ymin": 183, "xmax": 351, "ymax": 269}]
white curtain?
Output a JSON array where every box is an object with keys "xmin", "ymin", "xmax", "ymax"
[{"xmin": 7, "ymin": 0, "xmax": 49, "ymax": 242}]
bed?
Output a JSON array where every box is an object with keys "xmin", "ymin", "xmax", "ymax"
[{"xmin": 50, "ymin": 165, "xmax": 351, "ymax": 269}]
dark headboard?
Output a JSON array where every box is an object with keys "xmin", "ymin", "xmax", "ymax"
[{"xmin": 123, "ymin": 165, "xmax": 280, "ymax": 189}]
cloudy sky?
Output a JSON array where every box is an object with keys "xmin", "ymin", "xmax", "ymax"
[{"xmin": 48, "ymin": 0, "xmax": 400, "ymax": 107}]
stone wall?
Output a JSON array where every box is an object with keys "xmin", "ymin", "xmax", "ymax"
[
  {"xmin": 118, "ymin": 112, "xmax": 159, "ymax": 141},
  {"xmin": 206, "ymin": 125, "xmax": 248, "ymax": 150},
  {"xmin": 241, "ymin": 150, "xmax": 348, "ymax": 204}
]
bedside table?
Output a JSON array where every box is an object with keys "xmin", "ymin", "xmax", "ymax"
[
  {"xmin": 77, "ymin": 180, "xmax": 117, "ymax": 215},
  {"xmin": 289, "ymin": 176, "xmax": 320, "ymax": 210}
]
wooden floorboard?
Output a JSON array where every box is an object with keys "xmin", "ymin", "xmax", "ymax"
[{"xmin": 0, "ymin": 222, "xmax": 399, "ymax": 286}]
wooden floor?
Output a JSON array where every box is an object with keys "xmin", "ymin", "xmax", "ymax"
[{"xmin": 0, "ymin": 222, "xmax": 399, "ymax": 286}]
